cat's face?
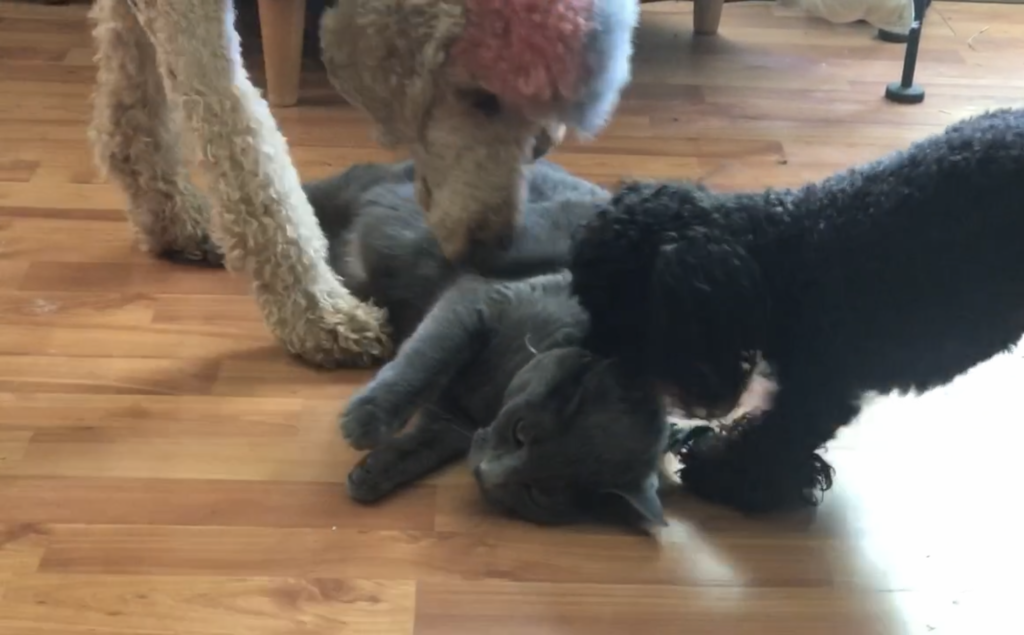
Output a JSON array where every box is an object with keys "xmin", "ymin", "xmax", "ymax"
[{"xmin": 468, "ymin": 347, "xmax": 669, "ymax": 528}]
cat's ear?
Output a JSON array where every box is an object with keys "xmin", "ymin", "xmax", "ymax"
[
  {"xmin": 561, "ymin": 356, "xmax": 617, "ymax": 418},
  {"xmin": 610, "ymin": 473, "xmax": 667, "ymax": 527},
  {"xmin": 554, "ymin": 352, "xmax": 605, "ymax": 418}
]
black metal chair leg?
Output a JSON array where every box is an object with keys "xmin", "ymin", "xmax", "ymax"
[{"xmin": 884, "ymin": 0, "xmax": 927, "ymax": 104}]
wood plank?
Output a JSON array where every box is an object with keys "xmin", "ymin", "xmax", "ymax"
[
  {"xmin": 0, "ymin": 435, "xmax": 359, "ymax": 483},
  {"xmin": 0, "ymin": 432, "xmax": 31, "ymax": 468},
  {"xmin": 36, "ymin": 524, "xmax": 843, "ymax": 588},
  {"xmin": 0, "ymin": 291, "xmax": 157, "ymax": 328},
  {"xmin": 0, "ymin": 523, "xmax": 48, "ymax": 580},
  {"xmin": 0, "ymin": 476, "xmax": 435, "ymax": 531},
  {"xmin": 0, "ymin": 394, "xmax": 305, "ymax": 439},
  {"xmin": 0, "ymin": 261, "xmax": 28, "ymax": 290},
  {"xmin": 0, "ymin": 574, "xmax": 415, "ymax": 635},
  {"xmin": 415, "ymin": 582, "xmax": 894, "ymax": 635},
  {"xmin": 18, "ymin": 262, "xmax": 250, "ymax": 296},
  {"xmin": 0, "ymin": 356, "xmax": 221, "ymax": 396}
]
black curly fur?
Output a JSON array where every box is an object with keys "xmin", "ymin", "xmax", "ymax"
[{"xmin": 570, "ymin": 108, "xmax": 1024, "ymax": 515}]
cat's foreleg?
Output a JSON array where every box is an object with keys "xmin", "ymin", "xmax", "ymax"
[
  {"xmin": 346, "ymin": 404, "xmax": 473, "ymax": 503},
  {"xmin": 340, "ymin": 276, "xmax": 493, "ymax": 450}
]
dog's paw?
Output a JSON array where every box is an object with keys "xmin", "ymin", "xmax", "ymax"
[
  {"xmin": 678, "ymin": 430, "xmax": 834, "ymax": 514},
  {"xmin": 274, "ymin": 291, "xmax": 393, "ymax": 369},
  {"xmin": 339, "ymin": 391, "xmax": 400, "ymax": 451},
  {"xmin": 160, "ymin": 235, "xmax": 225, "ymax": 268},
  {"xmin": 346, "ymin": 450, "xmax": 397, "ymax": 504}
]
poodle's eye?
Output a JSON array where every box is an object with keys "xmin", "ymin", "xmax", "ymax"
[{"xmin": 463, "ymin": 89, "xmax": 502, "ymax": 117}]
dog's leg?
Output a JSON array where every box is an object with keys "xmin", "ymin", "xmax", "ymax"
[
  {"xmin": 346, "ymin": 405, "xmax": 472, "ymax": 503},
  {"xmin": 677, "ymin": 377, "xmax": 853, "ymax": 514},
  {"xmin": 88, "ymin": 0, "xmax": 221, "ymax": 266},
  {"xmin": 132, "ymin": 0, "xmax": 390, "ymax": 368}
]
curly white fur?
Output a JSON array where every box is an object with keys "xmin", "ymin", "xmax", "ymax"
[{"xmin": 88, "ymin": 0, "xmax": 391, "ymax": 368}]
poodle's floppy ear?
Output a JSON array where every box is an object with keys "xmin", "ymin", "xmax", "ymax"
[
  {"xmin": 650, "ymin": 229, "xmax": 768, "ymax": 404},
  {"xmin": 319, "ymin": 0, "xmax": 464, "ymax": 146}
]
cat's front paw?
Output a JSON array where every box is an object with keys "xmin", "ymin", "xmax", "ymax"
[
  {"xmin": 346, "ymin": 450, "xmax": 397, "ymax": 504},
  {"xmin": 339, "ymin": 391, "xmax": 401, "ymax": 451}
]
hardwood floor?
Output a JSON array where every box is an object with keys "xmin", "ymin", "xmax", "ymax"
[{"xmin": 1, "ymin": 1, "xmax": 1022, "ymax": 633}]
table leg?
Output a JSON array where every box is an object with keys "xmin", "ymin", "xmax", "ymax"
[
  {"xmin": 257, "ymin": 0, "xmax": 306, "ymax": 107},
  {"xmin": 693, "ymin": 0, "xmax": 725, "ymax": 36}
]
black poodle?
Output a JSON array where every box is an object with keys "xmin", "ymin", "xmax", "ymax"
[{"xmin": 570, "ymin": 107, "xmax": 1024, "ymax": 514}]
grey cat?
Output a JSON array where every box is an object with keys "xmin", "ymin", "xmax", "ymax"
[{"xmin": 305, "ymin": 160, "xmax": 672, "ymax": 527}]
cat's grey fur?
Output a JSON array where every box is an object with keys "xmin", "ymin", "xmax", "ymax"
[
  {"xmin": 304, "ymin": 160, "xmax": 671, "ymax": 527},
  {"xmin": 305, "ymin": 158, "xmax": 605, "ymax": 345}
]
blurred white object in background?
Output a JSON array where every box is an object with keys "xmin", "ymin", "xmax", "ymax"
[{"xmin": 780, "ymin": 0, "xmax": 914, "ymax": 35}]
